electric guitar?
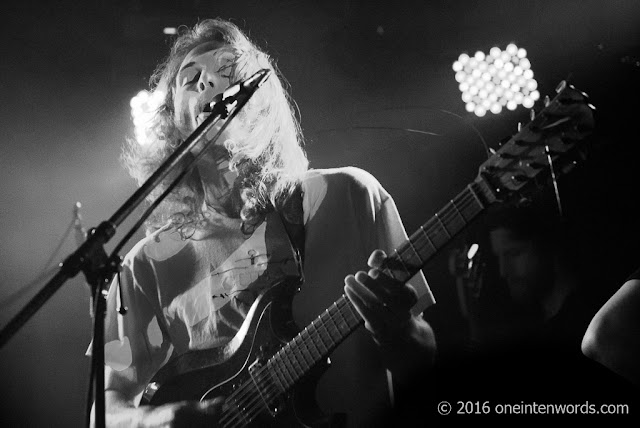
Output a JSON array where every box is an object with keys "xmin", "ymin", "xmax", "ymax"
[{"xmin": 140, "ymin": 81, "xmax": 595, "ymax": 427}]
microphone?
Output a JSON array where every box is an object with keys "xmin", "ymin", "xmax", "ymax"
[{"xmin": 203, "ymin": 68, "xmax": 272, "ymax": 114}]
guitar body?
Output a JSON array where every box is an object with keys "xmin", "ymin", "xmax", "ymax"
[{"xmin": 140, "ymin": 277, "xmax": 340, "ymax": 427}]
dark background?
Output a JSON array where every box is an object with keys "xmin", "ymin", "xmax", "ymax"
[{"xmin": 1, "ymin": 1, "xmax": 639, "ymax": 425}]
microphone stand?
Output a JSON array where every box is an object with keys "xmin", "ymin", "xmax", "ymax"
[{"xmin": 0, "ymin": 68, "xmax": 272, "ymax": 428}]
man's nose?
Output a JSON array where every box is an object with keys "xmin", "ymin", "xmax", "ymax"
[{"xmin": 198, "ymin": 71, "xmax": 215, "ymax": 92}]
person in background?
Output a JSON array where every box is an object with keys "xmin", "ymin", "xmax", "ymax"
[{"xmin": 434, "ymin": 191, "xmax": 634, "ymax": 404}]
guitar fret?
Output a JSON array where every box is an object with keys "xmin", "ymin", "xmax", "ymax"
[
  {"xmin": 309, "ymin": 320, "xmax": 329, "ymax": 354},
  {"xmin": 333, "ymin": 302, "xmax": 349, "ymax": 334},
  {"xmin": 318, "ymin": 312, "xmax": 338, "ymax": 349},
  {"xmin": 291, "ymin": 337, "xmax": 311, "ymax": 370},
  {"xmin": 282, "ymin": 349, "xmax": 300, "ymax": 380},
  {"xmin": 337, "ymin": 298, "xmax": 360, "ymax": 329},
  {"xmin": 276, "ymin": 360, "xmax": 290, "ymax": 390},
  {"xmin": 474, "ymin": 176, "xmax": 499, "ymax": 206},
  {"xmin": 466, "ymin": 183, "xmax": 485, "ymax": 211},
  {"xmin": 435, "ymin": 213, "xmax": 451, "ymax": 238},
  {"xmin": 419, "ymin": 225, "xmax": 437, "ymax": 253},
  {"xmin": 284, "ymin": 346, "xmax": 304, "ymax": 379},
  {"xmin": 323, "ymin": 308, "xmax": 341, "ymax": 342},
  {"xmin": 298, "ymin": 333, "xmax": 316, "ymax": 364},
  {"xmin": 302, "ymin": 326, "xmax": 322, "ymax": 359},
  {"xmin": 451, "ymin": 198, "xmax": 465, "ymax": 223},
  {"xmin": 407, "ymin": 238, "xmax": 424, "ymax": 265},
  {"xmin": 343, "ymin": 299, "xmax": 360, "ymax": 324},
  {"xmin": 269, "ymin": 358, "xmax": 287, "ymax": 391},
  {"xmin": 393, "ymin": 248, "xmax": 411, "ymax": 279},
  {"xmin": 275, "ymin": 351, "xmax": 294, "ymax": 386},
  {"xmin": 297, "ymin": 338, "xmax": 313, "ymax": 369},
  {"xmin": 383, "ymin": 267, "xmax": 397, "ymax": 280}
]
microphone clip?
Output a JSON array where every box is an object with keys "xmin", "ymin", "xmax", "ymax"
[{"xmin": 204, "ymin": 68, "xmax": 272, "ymax": 119}]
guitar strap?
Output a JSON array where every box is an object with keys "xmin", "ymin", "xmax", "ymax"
[
  {"xmin": 276, "ymin": 185, "xmax": 347, "ymax": 428},
  {"xmin": 277, "ymin": 183, "xmax": 306, "ymax": 279}
]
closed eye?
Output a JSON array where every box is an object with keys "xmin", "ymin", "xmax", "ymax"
[
  {"xmin": 217, "ymin": 63, "xmax": 233, "ymax": 79},
  {"xmin": 182, "ymin": 71, "xmax": 201, "ymax": 87}
]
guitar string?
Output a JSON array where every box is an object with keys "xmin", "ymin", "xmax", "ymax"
[
  {"xmin": 218, "ymin": 299, "xmax": 360, "ymax": 427},
  {"xmin": 218, "ymin": 298, "xmax": 359, "ymax": 427},
  {"xmin": 218, "ymin": 186, "xmax": 486, "ymax": 426},
  {"xmin": 399, "ymin": 185, "xmax": 486, "ymax": 278},
  {"xmin": 218, "ymin": 291, "xmax": 356, "ymax": 424},
  {"xmin": 235, "ymin": 299, "xmax": 361, "ymax": 426}
]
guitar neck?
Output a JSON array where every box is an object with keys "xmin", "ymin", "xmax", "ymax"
[
  {"xmin": 267, "ymin": 295, "xmax": 360, "ymax": 390},
  {"xmin": 266, "ymin": 175, "xmax": 495, "ymax": 390},
  {"xmin": 381, "ymin": 176, "xmax": 496, "ymax": 283}
]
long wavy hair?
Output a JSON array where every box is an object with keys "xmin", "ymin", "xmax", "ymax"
[{"xmin": 122, "ymin": 18, "xmax": 308, "ymax": 236}]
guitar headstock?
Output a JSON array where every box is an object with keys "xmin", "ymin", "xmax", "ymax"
[{"xmin": 478, "ymin": 81, "xmax": 595, "ymax": 202}]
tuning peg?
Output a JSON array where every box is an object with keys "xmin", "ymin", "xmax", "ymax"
[
  {"xmin": 544, "ymin": 95, "xmax": 551, "ymax": 107},
  {"xmin": 530, "ymin": 109, "xmax": 535, "ymax": 121},
  {"xmin": 555, "ymin": 80, "xmax": 567, "ymax": 94},
  {"xmin": 517, "ymin": 122, "xmax": 522, "ymax": 131}
]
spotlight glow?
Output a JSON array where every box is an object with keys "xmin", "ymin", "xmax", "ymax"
[
  {"xmin": 130, "ymin": 89, "xmax": 165, "ymax": 146},
  {"xmin": 454, "ymin": 43, "xmax": 537, "ymax": 116}
]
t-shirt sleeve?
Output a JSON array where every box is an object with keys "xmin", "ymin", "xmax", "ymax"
[
  {"xmin": 375, "ymin": 186, "xmax": 436, "ymax": 314},
  {"xmin": 627, "ymin": 266, "xmax": 640, "ymax": 282},
  {"xmin": 86, "ymin": 248, "xmax": 173, "ymax": 397},
  {"xmin": 303, "ymin": 167, "xmax": 435, "ymax": 314}
]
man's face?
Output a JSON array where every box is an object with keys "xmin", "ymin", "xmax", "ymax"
[
  {"xmin": 173, "ymin": 42, "xmax": 234, "ymax": 136},
  {"xmin": 173, "ymin": 42, "xmax": 241, "ymax": 215},
  {"xmin": 489, "ymin": 227, "xmax": 554, "ymax": 305}
]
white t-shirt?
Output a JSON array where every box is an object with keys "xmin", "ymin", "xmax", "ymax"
[{"xmin": 93, "ymin": 166, "xmax": 434, "ymax": 427}]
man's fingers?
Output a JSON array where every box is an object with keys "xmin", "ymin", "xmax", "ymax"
[
  {"xmin": 367, "ymin": 249, "xmax": 387, "ymax": 269},
  {"xmin": 359, "ymin": 269, "xmax": 418, "ymax": 312},
  {"xmin": 344, "ymin": 282, "xmax": 388, "ymax": 333},
  {"xmin": 346, "ymin": 273, "xmax": 378, "ymax": 304}
]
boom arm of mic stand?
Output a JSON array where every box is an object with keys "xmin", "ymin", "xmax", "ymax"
[{"xmin": 0, "ymin": 68, "xmax": 271, "ymax": 428}]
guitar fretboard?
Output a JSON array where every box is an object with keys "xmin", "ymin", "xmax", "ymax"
[
  {"xmin": 384, "ymin": 177, "xmax": 495, "ymax": 283},
  {"xmin": 267, "ymin": 296, "xmax": 360, "ymax": 390},
  {"xmin": 266, "ymin": 176, "xmax": 495, "ymax": 391}
]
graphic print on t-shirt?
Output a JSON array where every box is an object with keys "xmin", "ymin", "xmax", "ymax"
[{"xmin": 164, "ymin": 215, "xmax": 300, "ymax": 349}]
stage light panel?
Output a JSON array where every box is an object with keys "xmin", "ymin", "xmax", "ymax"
[{"xmin": 453, "ymin": 43, "xmax": 538, "ymax": 117}]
